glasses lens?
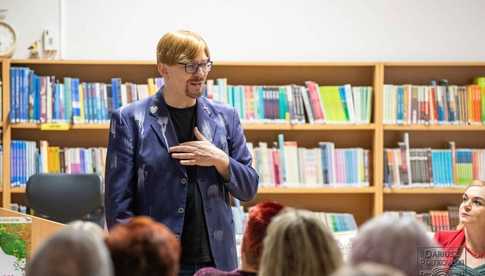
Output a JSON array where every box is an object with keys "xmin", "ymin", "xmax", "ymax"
[{"xmin": 186, "ymin": 64, "xmax": 197, "ymax": 74}]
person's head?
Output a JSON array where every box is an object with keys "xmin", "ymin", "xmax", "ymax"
[
  {"xmin": 241, "ymin": 202, "xmax": 285, "ymax": 271},
  {"xmin": 331, "ymin": 263, "xmax": 406, "ymax": 276},
  {"xmin": 69, "ymin": 220, "xmax": 106, "ymax": 238},
  {"xmin": 105, "ymin": 216, "xmax": 180, "ymax": 276},
  {"xmin": 26, "ymin": 223, "xmax": 113, "ymax": 276},
  {"xmin": 350, "ymin": 214, "xmax": 438, "ymax": 276},
  {"xmin": 459, "ymin": 180, "xmax": 485, "ymax": 230},
  {"xmin": 259, "ymin": 209, "xmax": 343, "ymax": 276},
  {"xmin": 156, "ymin": 30, "xmax": 211, "ymax": 99}
]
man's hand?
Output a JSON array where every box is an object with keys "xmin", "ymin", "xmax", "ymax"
[{"xmin": 169, "ymin": 127, "xmax": 230, "ymax": 179}]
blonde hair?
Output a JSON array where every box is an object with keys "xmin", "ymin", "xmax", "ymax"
[
  {"xmin": 259, "ymin": 209, "xmax": 343, "ymax": 276},
  {"xmin": 156, "ymin": 30, "xmax": 210, "ymax": 65},
  {"xmin": 457, "ymin": 180, "xmax": 485, "ymax": 230}
]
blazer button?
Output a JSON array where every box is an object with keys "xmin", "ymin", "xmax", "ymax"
[
  {"xmin": 181, "ymin": 178, "xmax": 187, "ymax": 185},
  {"xmin": 178, "ymin": 208, "xmax": 185, "ymax": 214}
]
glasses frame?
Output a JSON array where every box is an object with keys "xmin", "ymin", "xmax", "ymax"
[{"xmin": 178, "ymin": 60, "xmax": 213, "ymax": 74}]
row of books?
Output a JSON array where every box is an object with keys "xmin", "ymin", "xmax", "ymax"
[
  {"xmin": 386, "ymin": 206, "xmax": 459, "ymax": 232},
  {"xmin": 383, "ymin": 78, "xmax": 485, "ymax": 125},
  {"xmin": 9, "ymin": 67, "xmax": 164, "ymax": 124},
  {"xmin": 10, "ymin": 140, "xmax": 106, "ymax": 187},
  {"xmin": 232, "ymin": 205, "xmax": 357, "ymax": 236},
  {"xmin": 206, "ymin": 79, "xmax": 373, "ymax": 124},
  {"xmin": 248, "ymin": 135, "xmax": 370, "ymax": 187},
  {"xmin": 384, "ymin": 133, "xmax": 485, "ymax": 187}
]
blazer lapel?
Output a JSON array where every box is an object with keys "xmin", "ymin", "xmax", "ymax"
[
  {"xmin": 196, "ymin": 97, "xmax": 218, "ymax": 144},
  {"xmin": 148, "ymin": 88, "xmax": 187, "ymax": 178}
]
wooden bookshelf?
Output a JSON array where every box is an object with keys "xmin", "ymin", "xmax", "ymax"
[
  {"xmin": 382, "ymin": 62, "xmax": 485, "ymax": 214},
  {"xmin": 1, "ymin": 59, "xmax": 482, "ymax": 226},
  {"xmin": 383, "ymin": 187, "xmax": 466, "ymax": 194}
]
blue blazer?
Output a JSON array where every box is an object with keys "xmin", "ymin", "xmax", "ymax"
[{"xmin": 105, "ymin": 88, "xmax": 259, "ymax": 270}]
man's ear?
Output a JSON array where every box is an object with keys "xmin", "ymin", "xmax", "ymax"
[{"xmin": 157, "ymin": 63, "xmax": 168, "ymax": 79}]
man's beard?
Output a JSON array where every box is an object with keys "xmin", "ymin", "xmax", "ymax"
[{"xmin": 185, "ymin": 77, "xmax": 205, "ymax": 99}]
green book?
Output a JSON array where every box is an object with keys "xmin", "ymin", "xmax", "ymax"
[{"xmin": 319, "ymin": 86, "xmax": 346, "ymax": 123}]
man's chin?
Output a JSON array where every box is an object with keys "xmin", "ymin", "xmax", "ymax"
[{"xmin": 185, "ymin": 89, "xmax": 204, "ymax": 99}]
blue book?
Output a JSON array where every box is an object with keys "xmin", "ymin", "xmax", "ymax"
[{"xmin": 9, "ymin": 68, "xmax": 16, "ymax": 123}]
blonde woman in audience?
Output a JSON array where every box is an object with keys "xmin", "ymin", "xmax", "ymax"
[
  {"xmin": 435, "ymin": 180, "xmax": 485, "ymax": 274},
  {"xmin": 105, "ymin": 216, "xmax": 181, "ymax": 276},
  {"xmin": 26, "ymin": 221, "xmax": 113, "ymax": 276},
  {"xmin": 331, "ymin": 262, "xmax": 406, "ymax": 276},
  {"xmin": 259, "ymin": 209, "xmax": 343, "ymax": 276},
  {"xmin": 350, "ymin": 213, "xmax": 440, "ymax": 276}
]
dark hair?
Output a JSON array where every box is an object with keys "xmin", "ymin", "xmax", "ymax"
[
  {"xmin": 241, "ymin": 201, "xmax": 285, "ymax": 269},
  {"xmin": 105, "ymin": 216, "xmax": 180, "ymax": 276}
]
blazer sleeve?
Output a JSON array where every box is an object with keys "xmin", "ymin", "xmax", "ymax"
[
  {"xmin": 105, "ymin": 110, "xmax": 137, "ymax": 229},
  {"xmin": 224, "ymin": 108, "xmax": 259, "ymax": 201}
]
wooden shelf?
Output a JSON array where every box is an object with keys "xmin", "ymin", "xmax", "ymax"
[
  {"xmin": 384, "ymin": 187, "xmax": 466, "ymax": 194},
  {"xmin": 9, "ymin": 123, "xmax": 374, "ymax": 131},
  {"xmin": 244, "ymin": 123, "xmax": 375, "ymax": 131},
  {"xmin": 258, "ymin": 187, "xmax": 375, "ymax": 194},
  {"xmin": 384, "ymin": 125, "xmax": 485, "ymax": 131},
  {"xmin": 11, "ymin": 188, "xmax": 26, "ymax": 194},
  {"xmin": 11, "ymin": 123, "xmax": 110, "ymax": 130},
  {"xmin": 12, "ymin": 59, "xmax": 378, "ymax": 67}
]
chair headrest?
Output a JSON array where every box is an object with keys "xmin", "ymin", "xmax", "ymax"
[{"xmin": 26, "ymin": 174, "xmax": 102, "ymax": 223}]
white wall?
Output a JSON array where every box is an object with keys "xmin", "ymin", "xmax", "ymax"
[{"xmin": 4, "ymin": 0, "xmax": 485, "ymax": 61}]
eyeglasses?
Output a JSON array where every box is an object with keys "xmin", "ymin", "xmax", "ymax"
[{"xmin": 178, "ymin": 60, "xmax": 213, "ymax": 74}]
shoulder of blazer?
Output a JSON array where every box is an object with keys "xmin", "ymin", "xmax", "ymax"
[
  {"xmin": 200, "ymin": 96, "xmax": 237, "ymax": 118},
  {"xmin": 116, "ymin": 95, "xmax": 154, "ymax": 122}
]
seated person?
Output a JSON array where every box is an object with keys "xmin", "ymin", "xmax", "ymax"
[
  {"xmin": 259, "ymin": 209, "xmax": 343, "ymax": 276},
  {"xmin": 105, "ymin": 216, "xmax": 180, "ymax": 276},
  {"xmin": 435, "ymin": 180, "xmax": 485, "ymax": 274},
  {"xmin": 350, "ymin": 213, "xmax": 439, "ymax": 276},
  {"xmin": 26, "ymin": 221, "xmax": 112, "ymax": 276},
  {"xmin": 195, "ymin": 202, "xmax": 285, "ymax": 276}
]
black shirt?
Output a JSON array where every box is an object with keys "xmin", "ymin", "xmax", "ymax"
[{"xmin": 166, "ymin": 103, "xmax": 213, "ymax": 264}]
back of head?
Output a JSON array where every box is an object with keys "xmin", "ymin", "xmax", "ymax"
[
  {"xmin": 350, "ymin": 213, "xmax": 438, "ymax": 276},
  {"xmin": 331, "ymin": 262, "xmax": 406, "ymax": 276},
  {"xmin": 259, "ymin": 209, "xmax": 343, "ymax": 276},
  {"xmin": 27, "ymin": 224, "xmax": 112, "ymax": 276},
  {"xmin": 241, "ymin": 201, "xmax": 285, "ymax": 270},
  {"xmin": 105, "ymin": 216, "xmax": 180, "ymax": 276}
]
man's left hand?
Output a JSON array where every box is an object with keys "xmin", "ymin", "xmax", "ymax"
[{"xmin": 169, "ymin": 127, "xmax": 230, "ymax": 179}]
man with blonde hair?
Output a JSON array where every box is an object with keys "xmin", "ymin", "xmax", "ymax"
[{"xmin": 105, "ymin": 30, "xmax": 259, "ymax": 275}]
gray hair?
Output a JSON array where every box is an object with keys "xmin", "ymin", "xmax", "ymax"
[
  {"xmin": 350, "ymin": 214, "xmax": 439, "ymax": 276},
  {"xmin": 331, "ymin": 262, "xmax": 406, "ymax": 276},
  {"xmin": 259, "ymin": 209, "xmax": 343, "ymax": 276},
  {"xmin": 26, "ymin": 222, "xmax": 113, "ymax": 276}
]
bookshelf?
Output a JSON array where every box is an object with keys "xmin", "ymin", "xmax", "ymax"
[
  {"xmin": 382, "ymin": 62, "xmax": 485, "ymax": 215},
  {"xmin": 1, "ymin": 60, "xmax": 484, "ymax": 226}
]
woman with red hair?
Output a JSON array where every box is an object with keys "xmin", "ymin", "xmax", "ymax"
[
  {"xmin": 195, "ymin": 201, "xmax": 285, "ymax": 276},
  {"xmin": 105, "ymin": 216, "xmax": 181, "ymax": 276}
]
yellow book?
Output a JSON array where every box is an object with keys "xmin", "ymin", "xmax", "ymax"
[
  {"xmin": 147, "ymin": 78, "xmax": 156, "ymax": 96},
  {"xmin": 319, "ymin": 86, "xmax": 346, "ymax": 123},
  {"xmin": 47, "ymin": 147, "xmax": 61, "ymax": 173}
]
